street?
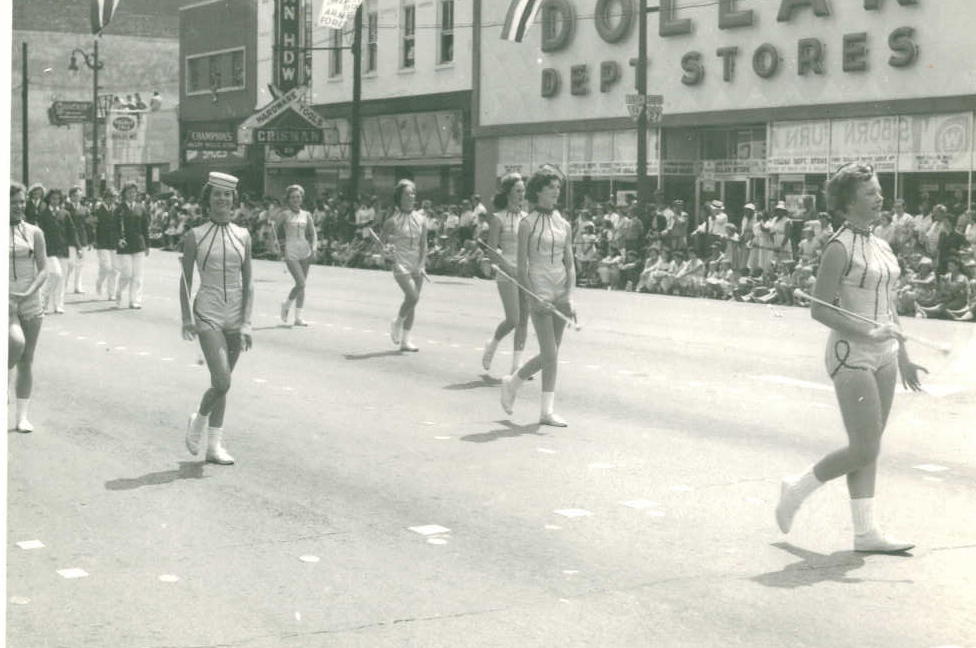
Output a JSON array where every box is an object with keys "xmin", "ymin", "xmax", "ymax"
[{"xmin": 6, "ymin": 251, "xmax": 976, "ymax": 648}]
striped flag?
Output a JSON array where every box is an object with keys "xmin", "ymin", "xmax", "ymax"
[
  {"xmin": 91, "ymin": 0, "xmax": 121, "ymax": 35},
  {"xmin": 501, "ymin": 0, "xmax": 543, "ymax": 43}
]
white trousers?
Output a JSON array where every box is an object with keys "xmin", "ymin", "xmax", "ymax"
[
  {"xmin": 96, "ymin": 249, "xmax": 119, "ymax": 299},
  {"xmin": 64, "ymin": 246, "xmax": 86, "ymax": 292},
  {"xmin": 43, "ymin": 257, "xmax": 65, "ymax": 311},
  {"xmin": 114, "ymin": 253, "xmax": 145, "ymax": 307}
]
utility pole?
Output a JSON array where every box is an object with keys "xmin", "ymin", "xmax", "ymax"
[
  {"xmin": 636, "ymin": 0, "xmax": 650, "ymax": 207},
  {"xmin": 92, "ymin": 39, "xmax": 100, "ymax": 197},
  {"xmin": 22, "ymin": 42, "xmax": 29, "ymax": 185},
  {"xmin": 349, "ymin": 6, "xmax": 363, "ymax": 201}
]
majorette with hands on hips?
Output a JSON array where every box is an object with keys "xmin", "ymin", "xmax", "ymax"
[
  {"xmin": 274, "ymin": 184, "xmax": 317, "ymax": 327},
  {"xmin": 179, "ymin": 172, "xmax": 254, "ymax": 465},
  {"xmin": 500, "ymin": 166, "xmax": 577, "ymax": 427},
  {"xmin": 9, "ymin": 181, "xmax": 49, "ymax": 433},
  {"xmin": 480, "ymin": 172, "xmax": 530, "ymax": 376},
  {"xmin": 379, "ymin": 179, "xmax": 428, "ymax": 353},
  {"xmin": 775, "ymin": 162, "xmax": 928, "ymax": 553}
]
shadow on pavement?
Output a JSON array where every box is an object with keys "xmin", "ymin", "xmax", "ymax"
[
  {"xmin": 461, "ymin": 420, "xmax": 544, "ymax": 443},
  {"xmin": 751, "ymin": 542, "xmax": 913, "ymax": 589},
  {"xmin": 343, "ymin": 350, "xmax": 403, "ymax": 360},
  {"xmin": 105, "ymin": 462, "xmax": 208, "ymax": 491},
  {"xmin": 444, "ymin": 374, "xmax": 502, "ymax": 390},
  {"xmin": 253, "ymin": 324, "xmax": 291, "ymax": 332},
  {"xmin": 79, "ymin": 306, "xmax": 127, "ymax": 315}
]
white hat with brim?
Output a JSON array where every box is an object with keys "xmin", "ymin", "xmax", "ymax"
[{"xmin": 207, "ymin": 172, "xmax": 239, "ymax": 191}]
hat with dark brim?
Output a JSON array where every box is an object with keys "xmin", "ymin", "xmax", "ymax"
[{"xmin": 207, "ymin": 172, "xmax": 239, "ymax": 192}]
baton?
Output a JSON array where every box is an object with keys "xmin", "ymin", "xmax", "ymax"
[
  {"xmin": 491, "ymin": 264, "xmax": 580, "ymax": 332},
  {"xmin": 794, "ymin": 289, "xmax": 950, "ymax": 355},
  {"xmin": 367, "ymin": 227, "xmax": 431, "ymax": 283}
]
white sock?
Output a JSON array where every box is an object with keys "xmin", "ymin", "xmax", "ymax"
[
  {"xmin": 295, "ymin": 307, "xmax": 303, "ymax": 320},
  {"xmin": 207, "ymin": 426, "xmax": 224, "ymax": 450},
  {"xmin": 511, "ymin": 350, "xmax": 522, "ymax": 373},
  {"xmin": 16, "ymin": 398, "xmax": 30, "ymax": 424},
  {"xmin": 788, "ymin": 467, "xmax": 823, "ymax": 501},
  {"xmin": 851, "ymin": 497, "xmax": 876, "ymax": 535},
  {"xmin": 541, "ymin": 391, "xmax": 555, "ymax": 416},
  {"xmin": 402, "ymin": 329, "xmax": 412, "ymax": 346}
]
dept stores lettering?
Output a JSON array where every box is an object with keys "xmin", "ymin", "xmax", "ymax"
[{"xmin": 479, "ymin": 0, "xmax": 973, "ymax": 126}]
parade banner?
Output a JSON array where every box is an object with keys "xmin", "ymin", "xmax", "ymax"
[
  {"xmin": 105, "ymin": 110, "xmax": 149, "ymax": 167},
  {"xmin": 317, "ymin": 0, "xmax": 362, "ymax": 29},
  {"xmin": 768, "ymin": 120, "xmax": 829, "ymax": 174},
  {"xmin": 829, "ymin": 116, "xmax": 899, "ymax": 172}
]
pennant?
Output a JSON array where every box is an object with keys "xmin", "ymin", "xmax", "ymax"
[
  {"xmin": 501, "ymin": 0, "xmax": 543, "ymax": 43},
  {"xmin": 91, "ymin": 0, "xmax": 121, "ymax": 35}
]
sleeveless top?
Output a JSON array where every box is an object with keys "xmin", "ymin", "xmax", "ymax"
[
  {"xmin": 828, "ymin": 223, "xmax": 900, "ymax": 326},
  {"xmin": 387, "ymin": 209, "xmax": 424, "ymax": 275},
  {"xmin": 190, "ymin": 221, "xmax": 249, "ymax": 302},
  {"xmin": 495, "ymin": 209, "xmax": 524, "ymax": 266},
  {"xmin": 282, "ymin": 209, "xmax": 312, "ymax": 260},
  {"xmin": 524, "ymin": 209, "xmax": 570, "ymax": 302},
  {"xmin": 10, "ymin": 221, "xmax": 41, "ymax": 292}
]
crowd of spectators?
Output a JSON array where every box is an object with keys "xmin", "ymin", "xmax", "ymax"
[{"xmin": 27, "ymin": 182, "xmax": 976, "ymax": 323}]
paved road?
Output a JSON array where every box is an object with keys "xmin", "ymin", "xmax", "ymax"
[{"xmin": 7, "ymin": 251, "xmax": 976, "ymax": 648}]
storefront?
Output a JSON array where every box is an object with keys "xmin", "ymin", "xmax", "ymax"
[{"xmin": 476, "ymin": 0, "xmax": 976, "ymax": 219}]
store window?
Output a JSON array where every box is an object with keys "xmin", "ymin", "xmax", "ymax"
[
  {"xmin": 401, "ymin": 3, "xmax": 416, "ymax": 69},
  {"xmin": 438, "ymin": 0, "xmax": 454, "ymax": 64},
  {"xmin": 329, "ymin": 28, "xmax": 343, "ymax": 78},
  {"xmin": 186, "ymin": 48, "xmax": 245, "ymax": 95},
  {"xmin": 366, "ymin": 5, "xmax": 378, "ymax": 73}
]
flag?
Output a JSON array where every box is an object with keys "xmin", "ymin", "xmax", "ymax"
[
  {"xmin": 501, "ymin": 0, "xmax": 543, "ymax": 43},
  {"xmin": 91, "ymin": 0, "xmax": 121, "ymax": 35},
  {"xmin": 318, "ymin": 0, "xmax": 363, "ymax": 29}
]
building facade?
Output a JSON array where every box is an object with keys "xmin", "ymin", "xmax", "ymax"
[
  {"xmin": 10, "ymin": 0, "xmax": 181, "ymax": 194},
  {"xmin": 261, "ymin": 0, "xmax": 474, "ymax": 201},
  {"xmin": 475, "ymin": 0, "xmax": 976, "ymax": 220},
  {"xmin": 177, "ymin": 0, "xmax": 263, "ymax": 198}
]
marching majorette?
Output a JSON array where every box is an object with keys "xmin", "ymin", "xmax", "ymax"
[
  {"xmin": 274, "ymin": 184, "xmax": 317, "ymax": 327},
  {"xmin": 380, "ymin": 179, "xmax": 428, "ymax": 353},
  {"xmin": 180, "ymin": 172, "xmax": 254, "ymax": 465}
]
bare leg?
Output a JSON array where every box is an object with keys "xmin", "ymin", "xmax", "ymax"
[
  {"xmin": 14, "ymin": 317, "xmax": 43, "ymax": 398},
  {"xmin": 395, "ymin": 273, "xmax": 423, "ymax": 330},
  {"xmin": 196, "ymin": 330, "xmax": 242, "ymax": 428},
  {"xmin": 285, "ymin": 259, "xmax": 307, "ymax": 307},
  {"xmin": 493, "ymin": 280, "xmax": 520, "ymax": 342},
  {"xmin": 518, "ymin": 307, "xmax": 568, "ymax": 392},
  {"xmin": 8, "ymin": 316, "xmax": 26, "ymax": 371}
]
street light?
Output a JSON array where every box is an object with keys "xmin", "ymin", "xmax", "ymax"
[{"xmin": 68, "ymin": 42, "xmax": 104, "ymax": 196}]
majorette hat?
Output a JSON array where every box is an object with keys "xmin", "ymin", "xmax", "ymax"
[{"xmin": 207, "ymin": 172, "xmax": 239, "ymax": 191}]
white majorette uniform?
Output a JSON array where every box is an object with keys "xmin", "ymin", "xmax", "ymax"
[
  {"xmin": 282, "ymin": 209, "xmax": 313, "ymax": 261},
  {"xmin": 525, "ymin": 209, "xmax": 571, "ymax": 309},
  {"xmin": 823, "ymin": 223, "xmax": 900, "ymax": 378},
  {"xmin": 496, "ymin": 209, "xmax": 524, "ymax": 283},
  {"xmin": 190, "ymin": 221, "xmax": 250, "ymax": 332},
  {"xmin": 387, "ymin": 209, "xmax": 425, "ymax": 276},
  {"xmin": 9, "ymin": 221, "xmax": 45, "ymax": 320}
]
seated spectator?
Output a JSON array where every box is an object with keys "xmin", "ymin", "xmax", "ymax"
[
  {"xmin": 897, "ymin": 257, "xmax": 937, "ymax": 315},
  {"xmin": 643, "ymin": 248, "xmax": 678, "ymax": 294},
  {"xmin": 917, "ymin": 256, "xmax": 970, "ymax": 319},
  {"xmin": 597, "ymin": 246, "xmax": 624, "ymax": 289},
  {"xmin": 797, "ymin": 225, "xmax": 821, "ymax": 266},
  {"xmin": 704, "ymin": 258, "xmax": 735, "ymax": 300},
  {"xmin": 674, "ymin": 249, "xmax": 705, "ymax": 297},
  {"xmin": 619, "ymin": 249, "xmax": 643, "ymax": 291}
]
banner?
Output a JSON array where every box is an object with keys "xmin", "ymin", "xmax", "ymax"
[
  {"xmin": 105, "ymin": 110, "xmax": 149, "ymax": 168},
  {"xmin": 829, "ymin": 116, "xmax": 899, "ymax": 172},
  {"xmin": 768, "ymin": 120, "xmax": 829, "ymax": 174},
  {"xmin": 317, "ymin": 0, "xmax": 363, "ymax": 29},
  {"xmin": 897, "ymin": 112, "xmax": 973, "ymax": 172}
]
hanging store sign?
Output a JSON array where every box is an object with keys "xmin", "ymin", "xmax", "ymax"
[
  {"xmin": 275, "ymin": 0, "xmax": 303, "ymax": 91},
  {"xmin": 318, "ymin": 0, "xmax": 362, "ymax": 29},
  {"xmin": 185, "ymin": 124, "xmax": 238, "ymax": 151},
  {"xmin": 898, "ymin": 112, "xmax": 972, "ymax": 172},
  {"xmin": 254, "ymin": 128, "xmax": 324, "ymax": 145},
  {"xmin": 49, "ymin": 101, "xmax": 94, "ymax": 125}
]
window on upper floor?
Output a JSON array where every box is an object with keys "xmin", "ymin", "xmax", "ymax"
[
  {"xmin": 329, "ymin": 28, "xmax": 343, "ymax": 78},
  {"xmin": 186, "ymin": 47, "xmax": 246, "ymax": 95},
  {"xmin": 438, "ymin": 0, "xmax": 454, "ymax": 64},
  {"xmin": 366, "ymin": 8, "xmax": 378, "ymax": 73},
  {"xmin": 401, "ymin": 3, "xmax": 416, "ymax": 69}
]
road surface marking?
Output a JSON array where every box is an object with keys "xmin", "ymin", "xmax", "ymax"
[
  {"xmin": 114, "ymin": 346, "xmax": 127, "ymax": 351},
  {"xmin": 298, "ymin": 555, "xmax": 320, "ymax": 563},
  {"xmin": 646, "ymin": 510, "xmax": 667, "ymax": 518},
  {"xmin": 96, "ymin": 341, "xmax": 107, "ymax": 345},
  {"xmin": 9, "ymin": 596, "xmax": 30, "ymax": 605},
  {"xmin": 450, "ymin": 343, "xmax": 461, "ymax": 348},
  {"xmin": 421, "ymin": 421, "xmax": 436, "ymax": 426},
  {"xmin": 57, "ymin": 568, "xmax": 89, "ymax": 579},
  {"xmin": 427, "ymin": 538, "xmax": 449, "ymax": 545},
  {"xmin": 914, "ymin": 464, "xmax": 949, "ymax": 473},
  {"xmin": 16, "ymin": 540, "xmax": 45, "ymax": 550},
  {"xmin": 537, "ymin": 448, "xmax": 557, "ymax": 454},
  {"xmin": 434, "ymin": 436, "xmax": 452, "ymax": 440},
  {"xmin": 922, "ymin": 476, "xmax": 944, "ymax": 482},
  {"xmin": 253, "ymin": 378, "xmax": 268, "ymax": 384},
  {"xmin": 137, "ymin": 351, "xmax": 151, "ymax": 356},
  {"xmin": 76, "ymin": 336, "xmax": 87, "ymax": 340},
  {"xmin": 620, "ymin": 500, "xmax": 659, "ymax": 510},
  {"xmin": 544, "ymin": 524, "xmax": 562, "ymax": 530},
  {"xmin": 282, "ymin": 386, "xmax": 294, "ymax": 392},
  {"xmin": 158, "ymin": 574, "xmax": 180, "ymax": 583},
  {"xmin": 295, "ymin": 612, "xmax": 302, "ymax": 621},
  {"xmin": 562, "ymin": 570, "xmax": 580, "ymax": 575},
  {"xmin": 161, "ymin": 357, "xmax": 174, "ymax": 362},
  {"xmin": 585, "ymin": 365, "xmax": 601, "ymax": 370},
  {"xmin": 409, "ymin": 525, "xmax": 451, "ymax": 536},
  {"xmin": 554, "ymin": 509, "xmax": 592, "ymax": 518}
]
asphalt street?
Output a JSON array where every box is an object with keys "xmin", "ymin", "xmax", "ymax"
[{"xmin": 6, "ymin": 250, "xmax": 976, "ymax": 648}]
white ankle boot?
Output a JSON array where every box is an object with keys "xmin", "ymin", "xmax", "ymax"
[
  {"xmin": 185, "ymin": 412, "xmax": 207, "ymax": 455},
  {"xmin": 205, "ymin": 427, "xmax": 235, "ymax": 465},
  {"xmin": 851, "ymin": 498, "xmax": 913, "ymax": 552}
]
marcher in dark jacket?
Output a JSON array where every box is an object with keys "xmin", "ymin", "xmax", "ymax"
[
  {"xmin": 24, "ymin": 183, "xmax": 46, "ymax": 225},
  {"xmin": 65, "ymin": 187, "xmax": 90, "ymax": 294},
  {"xmin": 36, "ymin": 189, "xmax": 76, "ymax": 313},
  {"xmin": 94, "ymin": 187, "xmax": 121, "ymax": 300},
  {"xmin": 114, "ymin": 183, "xmax": 151, "ymax": 308}
]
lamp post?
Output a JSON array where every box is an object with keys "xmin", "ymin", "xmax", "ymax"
[{"xmin": 69, "ymin": 41, "xmax": 104, "ymax": 197}]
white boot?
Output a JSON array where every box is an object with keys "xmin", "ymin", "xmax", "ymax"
[
  {"xmin": 15, "ymin": 398, "xmax": 34, "ymax": 433},
  {"xmin": 851, "ymin": 498, "xmax": 914, "ymax": 553},
  {"xmin": 539, "ymin": 391, "xmax": 567, "ymax": 427},
  {"xmin": 294, "ymin": 307, "xmax": 308, "ymax": 327},
  {"xmin": 775, "ymin": 468, "xmax": 822, "ymax": 533},
  {"xmin": 400, "ymin": 328, "xmax": 418, "ymax": 352},
  {"xmin": 510, "ymin": 350, "xmax": 522, "ymax": 376},
  {"xmin": 185, "ymin": 412, "xmax": 208, "ymax": 455},
  {"xmin": 280, "ymin": 299, "xmax": 293, "ymax": 324},
  {"xmin": 500, "ymin": 373, "xmax": 523, "ymax": 415},
  {"xmin": 482, "ymin": 337, "xmax": 499, "ymax": 371},
  {"xmin": 205, "ymin": 427, "xmax": 235, "ymax": 465},
  {"xmin": 390, "ymin": 317, "xmax": 403, "ymax": 345}
]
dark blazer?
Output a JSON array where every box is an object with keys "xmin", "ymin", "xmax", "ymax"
[
  {"xmin": 94, "ymin": 202, "xmax": 121, "ymax": 250},
  {"xmin": 67, "ymin": 202, "xmax": 91, "ymax": 247},
  {"xmin": 116, "ymin": 202, "xmax": 150, "ymax": 254},
  {"xmin": 25, "ymin": 199, "xmax": 45, "ymax": 226},
  {"xmin": 37, "ymin": 206, "xmax": 78, "ymax": 258}
]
